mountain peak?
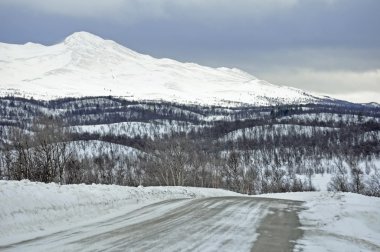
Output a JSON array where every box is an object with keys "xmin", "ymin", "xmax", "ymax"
[
  {"xmin": 63, "ymin": 31, "xmax": 105, "ymax": 46},
  {"xmin": 0, "ymin": 31, "xmax": 326, "ymax": 106}
]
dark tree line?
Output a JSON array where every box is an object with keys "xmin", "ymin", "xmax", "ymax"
[{"xmin": 0, "ymin": 96, "xmax": 379, "ymax": 196}]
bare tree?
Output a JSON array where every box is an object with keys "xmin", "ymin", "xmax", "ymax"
[
  {"xmin": 347, "ymin": 157, "xmax": 365, "ymax": 194},
  {"xmin": 328, "ymin": 158, "xmax": 350, "ymax": 192},
  {"xmin": 31, "ymin": 116, "xmax": 72, "ymax": 183},
  {"xmin": 149, "ymin": 137, "xmax": 192, "ymax": 186},
  {"xmin": 4, "ymin": 116, "xmax": 72, "ymax": 183}
]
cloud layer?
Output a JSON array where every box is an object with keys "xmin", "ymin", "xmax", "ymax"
[{"xmin": 0, "ymin": 0, "xmax": 337, "ymax": 21}]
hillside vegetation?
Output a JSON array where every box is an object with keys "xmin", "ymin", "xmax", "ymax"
[{"xmin": 1, "ymin": 96, "xmax": 379, "ymax": 196}]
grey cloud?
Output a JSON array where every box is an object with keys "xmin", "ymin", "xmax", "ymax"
[
  {"xmin": 230, "ymin": 48, "xmax": 380, "ymax": 100},
  {"xmin": 0, "ymin": 0, "xmax": 127, "ymax": 18},
  {"xmin": 185, "ymin": 48, "xmax": 380, "ymax": 102},
  {"xmin": 0, "ymin": 0, "xmax": 339, "ymax": 21},
  {"xmin": 2, "ymin": 0, "xmax": 379, "ymax": 50},
  {"xmin": 259, "ymin": 69, "xmax": 380, "ymax": 94}
]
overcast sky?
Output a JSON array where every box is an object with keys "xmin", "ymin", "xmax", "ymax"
[{"xmin": 1, "ymin": 0, "xmax": 379, "ymax": 103}]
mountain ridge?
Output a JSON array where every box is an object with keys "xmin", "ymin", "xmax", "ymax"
[{"xmin": 0, "ymin": 31, "xmax": 329, "ymax": 106}]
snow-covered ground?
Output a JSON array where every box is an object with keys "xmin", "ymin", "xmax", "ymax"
[
  {"xmin": 0, "ymin": 32, "xmax": 322, "ymax": 106},
  {"xmin": 1, "ymin": 180, "xmax": 379, "ymax": 251},
  {"xmin": 68, "ymin": 140, "xmax": 142, "ymax": 159},
  {"xmin": 69, "ymin": 120, "xmax": 206, "ymax": 139},
  {"xmin": 301, "ymin": 173, "xmax": 333, "ymax": 191},
  {"xmin": 258, "ymin": 192, "xmax": 380, "ymax": 252},
  {"xmin": 0, "ymin": 180, "xmax": 240, "ymax": 246},
  {"xmin": 281, "ymin": 113, "xmax": 380, "ymax": 124},
  {"xmin": 221, "ymin": 124, "xmax": 338, "ymax": 141}
]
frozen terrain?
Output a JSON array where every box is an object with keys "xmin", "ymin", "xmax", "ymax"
[
  {"xmin": 0, "ymin": 32, "xmax": 325, "ymax": 106},
  {"xmin": 1, "ymin": 181, "xmax": 379, "ymax": 251},
  {"xmin": 0, "ymin": 180, "xmax": 240, "ymax": 245},
  {"xmin": 259, "ymin": 192, "xmax": 380, "ymax": 252}
]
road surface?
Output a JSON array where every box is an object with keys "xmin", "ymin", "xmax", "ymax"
[{"xmin": 1, "ymin": 197, "xmax": 304, "ymax": 252}]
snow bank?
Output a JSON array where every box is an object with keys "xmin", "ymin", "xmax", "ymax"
[
  {"xmin": 257, "ymin": 192, "xmax": 380, "ymax": 252},
  {"xmin": 0, "ymin": 180, "xmax": 240, "ymax": 245}
]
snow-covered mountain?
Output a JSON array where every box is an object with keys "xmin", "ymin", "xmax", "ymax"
[{"xmin": 0, "ymin": 31, "xmax": 327, "ymax": 106}]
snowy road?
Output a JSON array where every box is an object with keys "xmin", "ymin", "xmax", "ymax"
[{"xmin": 1, "ymin": 197, "xmax": 303, "ymax": 252}]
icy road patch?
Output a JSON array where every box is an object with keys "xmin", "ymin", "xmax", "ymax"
[{"xmin": 1, "ymin": 196, "xmax": 303, "ymax": 252}]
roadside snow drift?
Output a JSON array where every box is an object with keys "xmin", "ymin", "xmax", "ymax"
[{"xmin": 0, "ymin": 180, "xmax": 240, "ymax": 245}]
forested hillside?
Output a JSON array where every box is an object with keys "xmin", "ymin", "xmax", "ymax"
[{"xmin": 1, "ymin": 96, "xmax": 379, "ymax": 196}]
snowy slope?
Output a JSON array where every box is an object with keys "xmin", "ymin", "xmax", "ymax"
[{"xmin": 0, "ymin": 32, "xmax": 326, "ymax": 106}]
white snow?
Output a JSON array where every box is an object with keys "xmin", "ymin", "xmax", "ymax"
[
  {"xmin": 221, "ymin": 124, "xmax": 338, "ymax": 141},
  {"xmin": 69, "ymin": 120, "xmax": 206, "ymax": 139},
  {"xmin": 68, "ymin": 140, "xmax": 142, "ymax": 159},
  {"xmin": 282, "ymin": 113, "xmax": 380, "ymax": 124},
  {"xmin": 258, "ymin": 192, "xmax": 380, "ymax": 252},
  {"xmin": 298, "ymin": 173, "xmax": 333, "ymax": 191},
  {"xmin": 1, "ymin": 180, "xmax": 379, "ymax": 251},
  {"xmin": 0, "ymin": 31, "xmax": 323, "ymax": 106},
  {"xmin": 0, "ymin": 180, "xmax": 240, "ymax": 245}
]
